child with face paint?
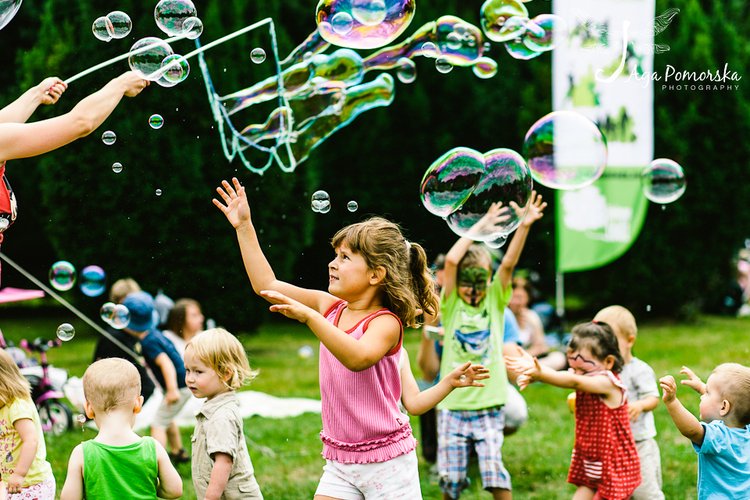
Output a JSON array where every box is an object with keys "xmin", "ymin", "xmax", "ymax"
[
  {"xmin": 436, "ymin": 191, "xmax": 546, "ymax": 500},
  {"xmin": 506, "ymin": 322, "xmax": 641, "ymax": 500}
]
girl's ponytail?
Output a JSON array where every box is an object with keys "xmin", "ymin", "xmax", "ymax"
[{"xmin": 407, "ymin": 241, "xmax": 439, "ymax": 326}]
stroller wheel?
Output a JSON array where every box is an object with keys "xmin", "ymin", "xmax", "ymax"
[{"xmin": 38, "ymin": 400, "xmax": 72, "ymax": 436}]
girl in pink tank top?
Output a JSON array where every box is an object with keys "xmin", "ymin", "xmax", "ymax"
[
  {"xmin": 215, "ymin": 179, "xmax": 489, "ymax": 498},
  {"xmin": 506, "ymin": 321, "xmax": 641, "ymax": 500}
]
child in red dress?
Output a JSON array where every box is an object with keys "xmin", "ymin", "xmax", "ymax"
[{"xmin": 506, "ymin": 321, "xmax": 641, "ymax": 499}]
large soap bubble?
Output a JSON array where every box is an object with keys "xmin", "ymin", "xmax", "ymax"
[
  {"xmin": 316, "ymin": 0, "xmax": 416, "ymax": 49},
  {"xmin": 641, "ymin": 158, "xmax": 686, "ymax": 204},
  {"xmin": 480, "ymin": 0, "xmax": 528, "ymax": 43},
  {"xmin": 420, "ymin": 147, "xmax": 485, "ymax": 218},
  {"xmin": 523, "ymin": 111, "xmax": 607, "ymax": 190},
  {"xmin": 154, "ymin": 0, "xmax": 197, "ymax": 36},
  {"xmin": 0, "ymin": 0, "xmax": 22, "ymax": 31},
  {"xmin": 106, "ymin": 11, "xmax": 132, "ymax": 39},
  {"xmin": 445, "ymin": 148, "xmax": 532, "ymax": 240},
  {"xmin": 128, "ymin": 37, "xmax": 174, "ymax": 80}
]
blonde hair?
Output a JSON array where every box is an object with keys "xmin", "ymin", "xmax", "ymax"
[
  {"xmin": 458, "ymin": 243, "xmax": 492, "ymax": 272},
  {"xmin": 83, "ymin": 358, "xmax": 141, "ymax": 413},
  {"xmin": 594, "ymin": 305, "xmax": 637, "ymax": 340},
  {"xmin": 0, "ymin": 349, "xmax": 31, "ymax": 406},
  {"xmin": 713, "ymin": 363, "xmax": 750, "ymax": 426},
  {"xmin": 185, "ymin": 328, "xmax": 257, "ymax": 389},
  {"xmin": 110, "ymin": 278, "xmax": 141, "ymax": 303},
  {"xmin": 331, "ymin": 217, "xmax": 438, "ymax": 328}
]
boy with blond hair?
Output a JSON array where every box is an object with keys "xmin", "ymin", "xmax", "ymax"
[
  {"xmin": 60, "ymin": 358, "xmax": 182, "ymax": 500},
  {"xmin": 594, "ymin": 305, "xmax": 663, "ymax": 499},
  {"xmin": 660, "ymin": 363, "xmax": 750, "ymax": 499}
]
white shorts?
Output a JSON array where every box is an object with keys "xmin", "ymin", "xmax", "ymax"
[
  {"xmin": 151, "ymin": 386, "xmax": 192, "ymax": 428},
  {"xmin": 315, "ymin": 450, "xmax": 421, "ymax": 500},
  {"xmin": 632, "ymin": 437, "xmax": 664, "ymax": 500}
]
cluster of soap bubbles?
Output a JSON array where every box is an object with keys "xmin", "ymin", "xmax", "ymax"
[
  {"xmin": 92, "ymin": 11, "xmax": 132, "ymax": 42},
  {"xmin": 641, "ymin": 158, "xmax": 686, "ymax": 204},
  {"xmin": 48, "ymin": 261, "xmax": 107, "ymax": 297},
  {"xmin": 310, "ymin": 192, "xmax": 360, "ymax": 214},
  {"xmin": 421, "ymin": 147, "xmax": 533, "ymax": 242},
  {"xmin": 99, "ymin": 302, "xmax": 131, "ymax": 329},
  {"xmin": 479, "ymin": 0, "xmax": 567, "ymax": 60},
  {"xmin": 317, "ymin": 0, "xmax": 416, "ymax": 49}
]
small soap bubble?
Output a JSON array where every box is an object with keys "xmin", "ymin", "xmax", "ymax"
[
  {"xmin": 435, "ymin": 57, "xmax": 453, "ymax": 74},
  {"xmin": 156, "ymin": 189, "xmax": 163, "ymax": 196},
  {"xmin": 420, "ymin": 42, "xmax": 439, "ymax": 58},
  {"xmin": 111, "ymin": 304, "xmax": 131, "ymax": 329},
  {"xmin": 100, "ymin": 302, "xmax": 117, "ymax": 324},
  {"xmin": 311, "ymin": 190, "xmax": 331, "ymax": 213},
  {"xmin": 160, "ymin": 54, "xmax": 190, "ymax": 84},
  {"xmin": 183, "ymin": 16, "xmax": 203, "ymax": 39},
  {"xmin": 330, "ymin": 12, "xmax": 354, "ymax": 35},
  {"xmin": 646, "ymin": 304, "xmax": 652, "ymax": 312},
  {"xmin": 346, "ymin": 201, "xmax": 359, "ymax": 212},
  {"xmin": 92, "ymin": 16, "xmax": 112, "ymax": 42},
  {"xmin": 49, "ymin": 261, "xmax": 76, "ymax": 291},
  {"xmin": 149, "ymin": 114, "xmax": 164, "ymax": 129},
  {"xmin": 641, "ymin": 159, "xmax": 686, "ymax": 204},
  {"xmin": 76, "ymin": 414, "xmax": 87, "ymax": 426},
  {"xmin": 112, "ymin": 162, "xmax": 123, "ymax": 173},
  {"xmin": 56, "ymin": 323, "xmax": 75, "ymax": 341},
  {"xmin": 297, "ymin": 345, "xmax": 314, "ymax": 359},
  {"xmin": 101, "ymin": 130, "xmax": 116, "ymax": 145},
  {"xmin": 79, "ymin": 265, "xmax": 106, "ymax": 297},
  {"xmin": 396, "ymin": 57, "xmax": 417, "ymax": 84},
  {"xmin": 250, "ymin": 47, "xmax": 266, "ymax": 64},
  {"xmin": 106, "ymin": 11, "xmax": 132, "ymax": 39}
]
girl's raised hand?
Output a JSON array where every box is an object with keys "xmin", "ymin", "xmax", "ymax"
[
  {"xmin": 448, "ymin": 361, "xmax": 490, "ymax": 388},
  {"xmin": 261, "ymin": 290, "xmax": 315, "ymax": 324},
  {"xmin": 520, "ymin": 190, "xmax": 547, "ymax": 227},
  {"xmin": 213, "ymin": 177, "xmax": 251, "ymax": 229},
  {"xmin": 679, "ymin": 366, "xmax": 706, "ymax": 395}
]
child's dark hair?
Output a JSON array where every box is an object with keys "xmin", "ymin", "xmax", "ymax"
[
  {"xmin": 331, "ymin": 217, "xmax": 438, "ymax": 328},
  {"xmin": 568, "ymin": 321, "xmax": 624, "ymax": 373}
]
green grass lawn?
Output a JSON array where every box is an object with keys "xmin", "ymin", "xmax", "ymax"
[{"xmin": 2, "ymin": 313, "xmax": 749, "ymax": 499}]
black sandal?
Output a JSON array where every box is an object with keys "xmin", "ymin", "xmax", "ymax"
[{"xmin": 169, "ymin": 448, "xmax": 190, "ymax": 464}]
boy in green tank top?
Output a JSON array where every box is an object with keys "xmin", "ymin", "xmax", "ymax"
[{"xmin": 60, "ymin": 358, "xmax": 183, "ymax": 500}]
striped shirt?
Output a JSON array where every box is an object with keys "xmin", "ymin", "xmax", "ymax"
[{"xmin": 319, "ymin": 300, "xmax": 417, "ymax": 464}]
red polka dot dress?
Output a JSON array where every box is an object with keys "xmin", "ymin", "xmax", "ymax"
[{"xmin": 568, "ymin": 370, "xmax": 641, "ymax": 499}]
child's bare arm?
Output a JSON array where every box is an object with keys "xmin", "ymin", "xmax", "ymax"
[
  {"xmin": 498, "ymin": 191, "xmax": 546, "ymax": 289},
  {"xmin": 205, "ymin": 453, "xmax": 233, "ymax": 500},
  {"xmin": 659, "ymin": 375, "xmax": 705, "ymax": 445},
  {"xmin": 154, "ymin": 440, "xmax": 183, "ymax": 498},
  {"xmin": 505, "ymin": 355, "xmax": 620, "ymax": 400},
  {"xmin": 6, "ymin": 419, "xmax": 37, "ymax": 493},
  {"xmin": 679, "ymin": 366, "xmax": 706, "ymax": 395},
  {"xmin": 60, "ymin": 444, "xmax": 84, "ymax": 500},
  {"xmin": 154, "ymin": 353, "xmax": 181, "ymax": 403}
]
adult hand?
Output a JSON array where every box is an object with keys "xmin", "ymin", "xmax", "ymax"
[
  {"xmin": 37, "ymin": 77, "xmax": 67, "ymax": 105},
  {"xmin": 117, "ymin": 71, "xmax": 150, "ymax": 97},
  {"xmin": 213, "ymin": 177, "xmax": 252, "ymax": 229}
]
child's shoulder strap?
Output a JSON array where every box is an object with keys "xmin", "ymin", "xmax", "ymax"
[{"xmin": 362, "ymin": 309, "xmax": 403, "ymax": 356}]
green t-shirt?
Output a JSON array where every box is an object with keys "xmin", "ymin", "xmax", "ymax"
[
  {"xmin": 0, "ymin": 397, "xmax": 53, "ymax": 487},
  {"xmin": 438, "ymin": 271, "xmax": 511, "ymax": 410},
  {"xmin": 83, "ymin": 436, "xmax": 159, "ymax": 499}
]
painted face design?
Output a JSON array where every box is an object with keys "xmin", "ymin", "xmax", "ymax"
[
  {"xmin": 567, "ymin": 351, "xmax": 602, "ymax": 375},
  {"xmin": 458, "ymin": 267, "xmax": 490, "ymax": 306}
]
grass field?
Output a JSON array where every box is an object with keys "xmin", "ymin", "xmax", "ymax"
[{"xmin": 2, "ymin": 313, "xmax": 748, "ymax": 499}]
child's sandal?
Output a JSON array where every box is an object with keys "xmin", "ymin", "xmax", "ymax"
[{"xmin": 169, "ymin": 448, "xmax": 190, "ymax": 464}]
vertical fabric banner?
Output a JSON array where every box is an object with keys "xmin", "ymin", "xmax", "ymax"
[{"xmin": 552, "ymin": 0, "xmax": 654, "ymax": 273}]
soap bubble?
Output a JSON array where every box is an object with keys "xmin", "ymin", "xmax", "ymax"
[
  {"xmin": 79, "ymin": 265, "xmax": 106, "ymax": 297},
  {"xmin": 485, "ymin": 234, "xmax": 508, "ymax": 249},
  {"xmin": 112, "ymin": 162, "xmax": 123, "ymax": 173},
  {"xmin": 160, "ymin": 54, "xmax": 190, "ymax": 84},
  {"xmin": 472, "ymin": 57, "xmax": 498, "ymax": 79},
  {"xmin": 128, "ymin": 37, "xmax": 174, "ymax": 80},
  {"xmin": 0, "ymin": 0, "xmax": 23, "ymax": 31},
  {"xmin": 505, "ymin": 37, "xmax": 542, "ymax": 60},
  {"xmin": 523, "ymin": 111, "xmax": 607, "ymax": 190},
  {"xmin": 156, "ymin": 189, "xmax": 163, "ymax": 196},
  {"xmin": 92, "ymin": 16, "xmax": 112, "ymax": 42},
  {"xmin": 347, "ymin": 201, "xmax": 359, "ymax": 212},
  {"xmin": 480, "ymin": 0, "xmax": 529, "ymax": 43},
  {"xmin": 420, "ymin": 41, "xmax": 439, "ymax": 58},
  {"xmin": 523, "ymin": 14, "xmax": 566, "ymax": 52},
  {"xmin": 311, "ymin": 190, "xmax": 331, "ymax": 213},
  {"xmin": 56, "ymin": 323, "xmax": 75, "ymax": 341},
  {"xmin": 111, "ymin": 304, "xmax": 131, "ymax": 329},
  {"xmin": 100, "ymin": 302, "xmax": 117, "ymax": 324},
  {"xmin": 49, "ymin": 261, "xmax": 76, "ymax": 292},
  {"xmin": 435, "ymin": 57, "xmax": 453, "ymax": 74},
  {"xmin": 149, "ymin": 114, "xmax": 164, "ymax": 129},
  {"xmin": 421, "ymin": 147, "xmax": 485, "ymax": 218},
  {"xmin": 396, "ymin": 57, "xmax": 417, "ymax": 83},
  {"xmin": 154, "ymin": 0, "xmax": 197, "ymax": 36},
  {"xmin": 641, "ymin": 159, "xmax": 686, "ymax": 204},
  {"xmin": 101, "ymin": 130, "xmax": 116, "ymax": 145},
  {"xmin": 183, "ymin": 16, "xmax": 203, "ymax": 39},
  {"xmin": 106, "ymin": 11, "xmax": 132, "ymax": 39},
  {"xmin": 298, "ymin": 345, "xmax": 314, "ymax": 359},
  {"xmin": 316, "ymin": 0, "xmax": 416, "ymax": 49},
  {"xmin": 250, "ymin": 47, "xmax": 266, "ymax": 64}
]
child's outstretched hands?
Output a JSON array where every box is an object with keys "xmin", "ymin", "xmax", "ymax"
[
  {"xmin": 518, "ymin": 190, "xmax": 547, "ymax": 227},
  {"xmin": 659, "ymin": 375, "xmax": 677, "ymax": 403},
  {"xmin": 213, "ymin": 177, "xmax": 251, "ymax": 229},
  {"xmin": 504, "ymin": 350, "xmax": 540, "ymax": 390},
  {"xmin": 471, "ymin": 201, "xmax": 511, "ymax": 236},
  {"xmin": 679, "ymin": 366, "xmax": 706, "ymax": 394},
  {"xmin": 261, "ymin": 290, "xmax": 316, "ymax": 324},
  {"xmin": 446, "ymin": 361, "xmax": 490, "ymax": 388}
]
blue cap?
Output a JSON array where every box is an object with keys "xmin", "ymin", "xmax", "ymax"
[{"xmin": 122, "ymin": 291, "xmax": 156, "ymax": 332}]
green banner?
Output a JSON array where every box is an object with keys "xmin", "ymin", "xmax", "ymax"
[{"xmin": 555, "ymin": 168, "xmax": 649, "ymax": 273}]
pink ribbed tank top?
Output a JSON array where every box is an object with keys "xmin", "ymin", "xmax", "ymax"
[{"xmin": 318, "ymin": 300, "xmax": 417, "ymax": 464}]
